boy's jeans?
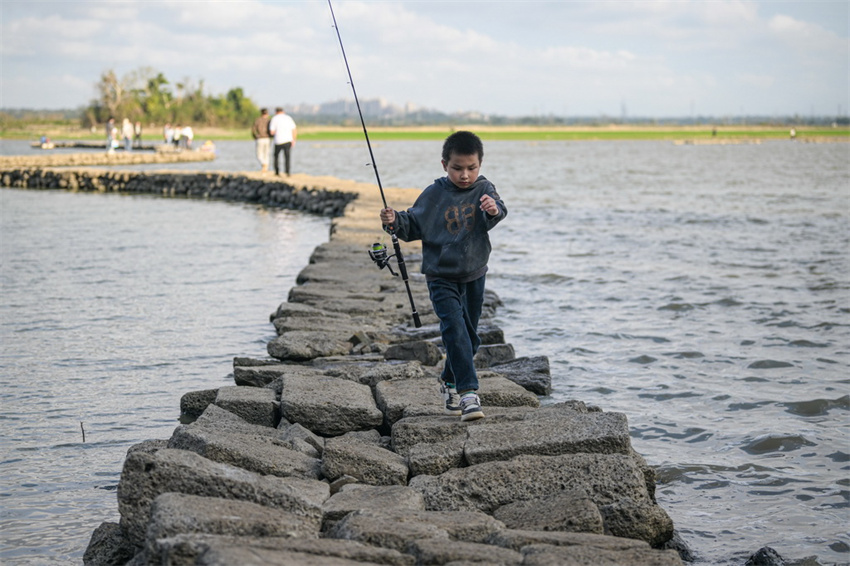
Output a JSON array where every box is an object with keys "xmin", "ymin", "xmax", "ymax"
[{"xmin": 427, "ymin": 275, "xmax": 485, "ymax": 394}]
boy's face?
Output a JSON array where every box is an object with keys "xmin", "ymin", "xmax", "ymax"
[{"xmin": 442, "ymin": 152, "xmax": 481, "ymax": 189}]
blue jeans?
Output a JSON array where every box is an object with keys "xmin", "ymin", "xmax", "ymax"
[{"xmin": 427, "ymin": 275, "xmax": 486, "ymax": 394}]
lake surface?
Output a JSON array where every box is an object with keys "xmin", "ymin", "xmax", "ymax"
[{"xmin": 1, "ymin": 138, "xmax": 848, "ymax": 565}]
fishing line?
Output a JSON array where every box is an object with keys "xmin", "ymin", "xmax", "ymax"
[{"xmin": 327, "ymin": 0, "xmax": 422, "ymax": 328}]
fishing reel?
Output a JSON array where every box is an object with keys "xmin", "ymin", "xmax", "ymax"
[{"xmin": 368, "ymin": 243, "xmax": 398, "ymax": 276}]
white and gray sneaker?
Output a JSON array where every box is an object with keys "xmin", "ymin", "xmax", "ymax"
[
  {"xmin": 440, "ymin": 382, "xmax": 462, "ymax": 416},
  {"xmin": 460, "ymin": 392, "xmax": 484, "ymax": 421}
]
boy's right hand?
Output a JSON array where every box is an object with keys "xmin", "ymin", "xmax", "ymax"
[{"xmin": 380, "ymin": 207, "xmax": 396, "ymax": 226}]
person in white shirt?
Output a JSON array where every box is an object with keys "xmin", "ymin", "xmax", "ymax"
[{"xmin": 268, "ymin": 107, "xmax": 297, "ymax": 176}]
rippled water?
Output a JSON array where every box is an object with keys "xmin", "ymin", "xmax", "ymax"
[{"xmin": 1, "ymin": 138, "xmax": 848, "ymax": 565}]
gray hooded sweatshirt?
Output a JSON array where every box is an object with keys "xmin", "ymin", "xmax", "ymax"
[{"xmin": 387, "ymin": 175, "xmax": 507, "ymax": 282}]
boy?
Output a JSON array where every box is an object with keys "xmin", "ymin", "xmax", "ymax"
[{"xmin": 380, "ymin": 131, "xmax": 507, "ymax": 421}]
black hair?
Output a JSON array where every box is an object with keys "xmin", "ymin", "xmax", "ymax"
[{"xmin": 442, "ymin": 130, "xmax": 483, "ymax": 163}]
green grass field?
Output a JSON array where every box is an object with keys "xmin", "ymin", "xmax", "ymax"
[{"xmin": 4, "ymin": 123, "xmax": 848, "ymax": 143}]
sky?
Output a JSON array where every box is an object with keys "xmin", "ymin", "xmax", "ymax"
[{"xmin": 1, "ymin": 0, "xmax": 848, "ymax": 118}]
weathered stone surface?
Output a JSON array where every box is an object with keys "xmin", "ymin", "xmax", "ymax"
[
  {"xmin": 117, "ymin": 448, "xmax": 329, "ymax": 548},
  {"xmin": 406, "ymin": 538, "xmax": 523, "ymax": 566},
  {"xmin": 167, "ymin": 423, "xmax": 322, "ymax": 479},
  {"xmin": 196, "ymin": 545, "xmax": 398, "ymax": 566},
  {"xmin": 474, "ymin": 343, "xmax": 516, "ymax": 368},
  {"xmin": 486, "ymin": 528, "xmax": 653, "ymax": 552},
  {"xmin": 146, "ymin": 493, "xmax": 320, "ymax": 552},
  {"xmin": 327, "ymin": 509, "xmax": 505, "ymax": 552},
  {"xmin": 234, "ymin": 363, "xmax": 325, "ymax": 387},
  {"xmin": 188, "ymin": 403, "xmax": 278, "ymax": 439},
  {"xmin": 268, "ymin": 330, "xmax": 352, "ymax": 361},
  {"xmin": 493, "ymin": 490, "xmax": 604, "ymax": 534},
  {"xmin": 520, "ymin": 543, "xmax": 684, "ymax": 566},
  {"xmin": 490, "ymin": 355, "xmax": 553, "ymax": 396},
  {"xmin": 408, "ymin": 452, "xmax": 673, "ymax": 546},
  {"xmin": 279, "ymin": 422, "xmax": 326, "ymax": 456},
  {"xmin": 375, "ymin": 375, "xmax": 537, "ymax": 427},
  {"xmin": 374, "ymin": 377, "xmax": 444, "ymax": 425},
  {"xmin": 83, "ymin": 522, "xmax": 135, "ymax": 566},
  {"xmin": 321, "ymin": 485, "xmax": 426, "ymax": 532},
  {"xmin": 321, "ymin": 436, "xmax": 408, "ymax": 486},
  {"xmin": 214, "ymin": 385, "xmax": 278, "ymax": 427},
  {"xmin": 180, "ymin": 388, "xmax": 218, "ymax": 419},
  {"xmin": 383, "ymin": 340, "xmax": 443, "ymax": 366},
  {"xmin": 157, "ymin": 534, "xmax": 416, "ymax": 566},
  {"xmin": 599, "ymin": 497, "xmax": 676, "ymax": 547},
  {"xmin": 463, "ymin": 408, "xmax": 631, "ymax": 465},
  {"xmin": 406, "ymin": 436, "xmax": 466, "ymax": 476},
  {"xmin": 280, "ymin": 374, "xmax": 383, "ymax": 436}
]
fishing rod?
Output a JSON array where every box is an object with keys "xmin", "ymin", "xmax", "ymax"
[{"xmin": 328, "ymin": 0, "xmax": 421, "ymax": 328}]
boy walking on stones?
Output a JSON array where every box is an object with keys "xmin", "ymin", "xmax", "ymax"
[{"xmin": 380, "ymin": 131, "xmax": 507, "ymax": 421}]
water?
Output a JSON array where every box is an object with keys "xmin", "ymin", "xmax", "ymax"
[{"xmin": 1, "ymin": 138, "xmax": 848, "ymax": 564}]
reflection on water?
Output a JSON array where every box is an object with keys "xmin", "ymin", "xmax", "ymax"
[{"xmin": 1, "ymin": 139, "xmax": 848, "ymax": 565}]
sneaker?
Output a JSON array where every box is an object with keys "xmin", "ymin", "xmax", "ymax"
[
  {"xmin": 460, "ymin": 392, "xmax": 484, "ymax": 421},
  {"xmin": 440, "ymin": 382, "xmax": 462, "ymax": 416}
]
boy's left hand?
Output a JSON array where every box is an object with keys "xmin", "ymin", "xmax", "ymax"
[{"xmin": 480, "ymin": 194, "xmax": 499, "ymax": 216}]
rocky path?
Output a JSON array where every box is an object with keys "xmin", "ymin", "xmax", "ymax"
[{"xmin": 28, "ymin": 168, "xmax": 688, "ymax": 566}]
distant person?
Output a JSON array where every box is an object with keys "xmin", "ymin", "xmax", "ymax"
[
  {"xmin": 379, "ymin": 131, "xmax": 507, "ymax": 421},
  {"xmin": 252, "ymin": 108, "xmax": 272, "ymax": 172},
  {"xmin": 121, "ymin": 118, "xmax": 134, "ymax": 151},
  {"xmin": 163, "ymin": 123, "xmax": 174, "ymax": 145},
  {"xmin": 134, "ymin": 121, "xmax": 143, "ymax": 148},
  {"xmin": 790, "ymin": 128, "xmax": 797, "ymax": 140},
  {"xmin": 105, "ymin": 117, "xmax": 115, "ymax": 152},
  {"xmin": 182, "ymin": 125, "xmax": 194, "ymax": 149},
  {"xmin": 173, "ymin": 124, "xmax": 182, "ymax": 148},
  {"xmin": 269, "ymin": 107, "xmax": 297, "ymax": 176}
]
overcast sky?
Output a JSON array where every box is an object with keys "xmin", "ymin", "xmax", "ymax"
[{"xmin": 2, "ymin": 1, "xmax": 847, "ymax": 118}]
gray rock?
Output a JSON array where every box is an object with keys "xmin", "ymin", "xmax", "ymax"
[
  {"xmin": 490, "ymin": 356, "xmax": 552, "ymax": 395},
  {"xmin": 520, "ymin": 543, "xmax": 684, "ymax": 566},
  {"xmin": 486, "ymin": 528, "xmax": 652, "ymax": 552},
  {"xmin": 190, "ymin": 403, "xmax": 278, "ymax": 438},
  {"xmin": 180, "ymin": 388, "xmax": 218, "ymax": 419},
  {"xmin": 196, "ymin": 545, "xmax": 396, "ymax": 566},
  {"xmin": 83, "ymin": 522, "xmax": 135, "ymax": 566},
  {"xmin": 408, "ymin": 452, "xmax": 673, "ymax": 546},
  {"xmin": 279, "ymin": 422, "xmax": 326, "ymax": 456},
  {"xmin": 126, "ymin": 439, "xmax": 167, "ymax": 456},
  {"xmin": 463, "ymin": 409, "xmax": 631, "ymax": 465},
  {"xmin": 167, "ymin": 424, "xmax": 322, "ymax": 480},
  {"xmin": 477, "ymin": 372, "xmax": 541, "ymax": 409},
  {"xmin": 384, "ymin": 340, "xmax": 443, "ymax": 366},
  {"xmin": 267, "ymin": 330, "xmax": 352, "ymax": 361},
  {"xmin": 321, "ymin": 485, "xmax": 426, "ymax": 532},
  {"xmin": 406, "ymin": 436, "xmax": 466, "ymax": 476},
  {"xmin": 117, "ymin": 448, "xmax": 329, "ymax": 548},
  {"xmin": 376, "ymin": 375, "xmax": 537, "ymax": 427},
  {"xmin": 326, "ymin": 509, "xmax": 505, "ymax": 552},
  {"xmin": 493, "ymin": 490, "xmax": 604, "ymax": 534},
  {"xmin": 374, "ymin": 377, "xmax": 443, "ymax": 425},
  {"xmin": 146, "ymin": 493, "xmax": 319, "ymax": 555},
  {"xmin": 474, "ymin": 343, "xmax": 516, "ymax": 368},
  {"xmin": 280, "ymin": 374, "xmax": 383, "ymax": 435},
  {"xmin": 214, "ymin": 386, "xmax": 278, "ymax": 427},
  {"xmin": 406, "ymin": 538, "xmax": 523, "ymax": 565},
  {"xmin": 599, "ymin": 497, "xmax": 676, "ymax": 547},
  {"xmin": 360, "ymin": 361, "xmax": 428, "ymax": 387},
  {"xmin": 234, "ymin": 363, "xmax": 324, "ymax": 387},
  {"xmin": 321, "ymin": 436, "xmax": 408, "ymax": 486},
  {"xmin": 270, "ymin": 301, "xmax": 334, "ymax": 322}
]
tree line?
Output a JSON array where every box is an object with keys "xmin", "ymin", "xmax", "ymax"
[{"xmin": 82, "ymin": 67, "xmax": 260, "ymax": 129}]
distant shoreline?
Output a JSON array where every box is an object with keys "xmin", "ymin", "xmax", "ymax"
[{"xmin": 3, "ymin": 124, "xmax": 848, "ymax": 143}]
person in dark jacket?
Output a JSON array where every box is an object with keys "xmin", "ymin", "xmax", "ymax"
[{"xmin": 380, "ymin": 131, "xmax": 507, "ymax": 421}]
